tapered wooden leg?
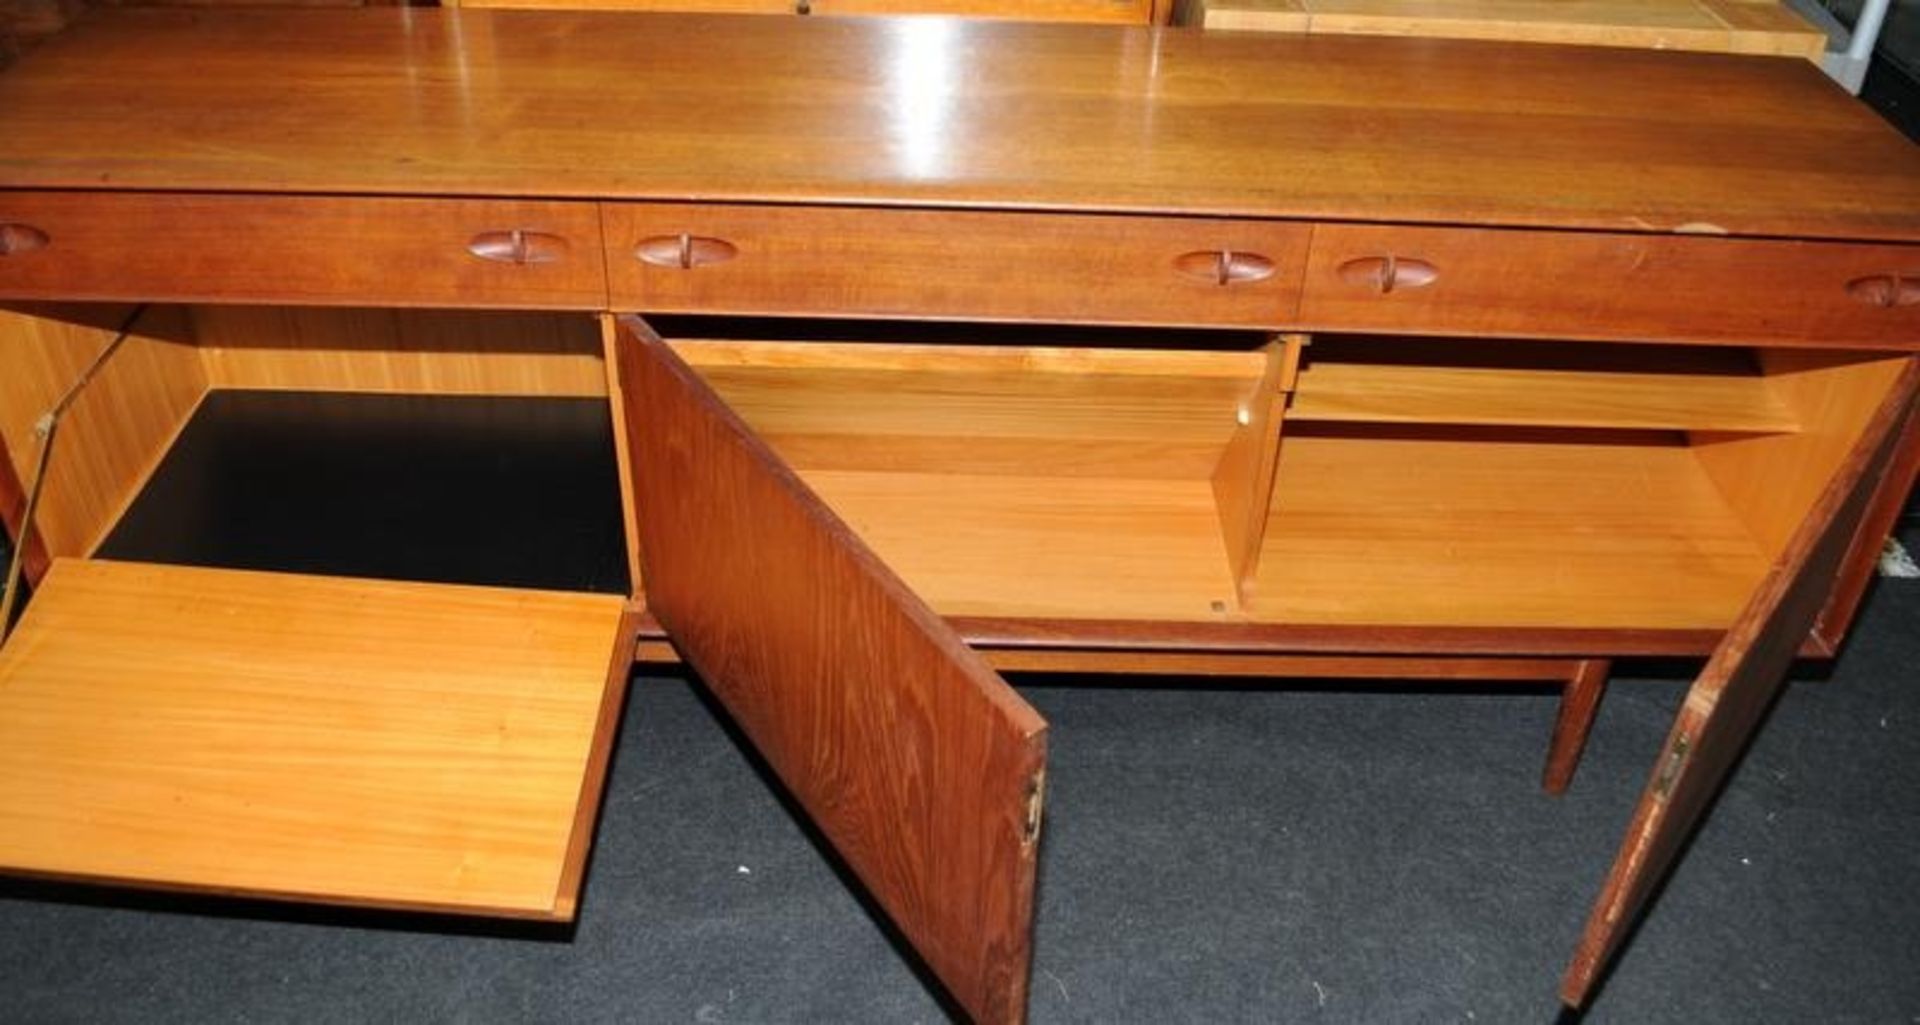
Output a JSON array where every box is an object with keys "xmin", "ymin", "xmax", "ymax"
[{"xmin": 1543, "ymin": 659, "xmax": 1610, "ymax": 795}]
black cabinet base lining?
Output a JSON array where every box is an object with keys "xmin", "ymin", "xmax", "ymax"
[{"xmin": 97, "ymin": 390, "xmax": 632, "ymax": 595}]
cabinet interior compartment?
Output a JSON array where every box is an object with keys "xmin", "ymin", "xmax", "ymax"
[
  {"xmin": 0, "ymin": 302, "xmax": 632, "ymax": 919},
  {"xmin": 649, "ymin": 316, "xmax": 1277, "ymax": 622},
  {"xmin": 1255, "ymin": 336, "xmax": 1909, "ymax": 631},
  {"xmin": 1, "ymin": 302, "xmax": 631, "ymax": 594},
  {"xmin": 645, "ymin": 319, "xmax": 1910, "ymax": 636}
]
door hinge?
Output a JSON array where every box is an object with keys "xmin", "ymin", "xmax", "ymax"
[
  {"xmin": 1653, "ymin": 733, "xmax": 1691, "ymax": 801},
  {"xmin": 1022, "ymin": 770, "xmax": 1047, "ymax": 848}
]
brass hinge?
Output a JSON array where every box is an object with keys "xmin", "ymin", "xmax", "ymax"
[
  {"xmin": 1653, "ymin": 733, "xmax": 1691, "ymax": 801},
  {"xmin": 1021, "ymin": 769, "xmax": 1047, "ymax": 848}
]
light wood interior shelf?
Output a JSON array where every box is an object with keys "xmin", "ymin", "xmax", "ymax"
[{"xmin": 1290, "ymin": 338, "xmax": 1800, "ymax": 434}]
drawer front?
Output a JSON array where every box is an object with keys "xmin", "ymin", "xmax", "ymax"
[
  {"xmin": 0, "ymin": 192, "xmax": 606, "ymax": 309},
  {"xmin": 462, "ymin": 0, "xmax": 1151, "ymax": 22},
  {"xmin": 604, "ymin": 203, "xmax": 1308, "ymax": 328},
  {"xmin": 811, "ymin": 0, "xmax": 1151, "ymax": 22},
  {"xmin": 1300, "ymin": 224, "xmax": 1920, "ymax": 348}
]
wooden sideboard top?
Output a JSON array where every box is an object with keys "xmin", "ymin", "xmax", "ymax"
[{"xmin": 0, "ymin": 9, "xmax": 1916, "ymax": 243}]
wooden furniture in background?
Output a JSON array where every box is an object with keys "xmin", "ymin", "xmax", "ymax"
[
  {"xmin": 0, "ymin": 11, "xmax": 1917, "ymax": 1022},
  {"xmin": 1181, "ymin": 0, "xmax": 1827, "ymax": 60}
]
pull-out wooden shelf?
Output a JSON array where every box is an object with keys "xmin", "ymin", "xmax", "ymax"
[{"xmin": 0, "ymin": 559, "xmax": 628, "ymax": 918}]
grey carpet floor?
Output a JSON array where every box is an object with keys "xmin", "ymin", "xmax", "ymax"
[{"xmin": 2, "ymin": 535, "xmax": 1916, "ymax": 1023}]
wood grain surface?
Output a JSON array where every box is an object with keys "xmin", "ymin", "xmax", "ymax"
[
  {"xmin": 673, "ymin": 337, "xmax": 1264, "ymax": 480},
  {"xmin": 1690, "ymin": 350, "xmax": 1908, "ymax": 556},
  {"xmin": 613, "ymin": 316, "xmax": 1048, "ymax": 1025},
  {"xmin": 455, "ymin": 0, "xmax": 1156, "ymax": 24},
  {"xmin": 1299, "ymin": 224, "xmax": 1920, "ymax": 347},
  {"xmin": 0, "ymin": 191, "xmax": 606, "ymax": 309},
  {"xmin": 0, "ymin": 559, "xmax": 628, "ymax": 917},
  {"xmin": 666, "ymin": 335, "xmax": 1254, "ymax": 621},
  {"xmin": 1291, "ymin": 340, "xmax": 1799, "ymax": 432},
  {"xmin": 605, "ymin": 204, "xmax": 1308, "ymax": 327},
  {"xmin": 0, "ymin": 420, "xmax": 46, "ymax": 584},
  {"xmin": 1561, "ymin": 357, "xmax": 1920, "ymax": 1005},
  {"xmin": 1542, "ymin": 658, "xmax": 1609, "ymax": 794},
  {"xmin": 192, "ymin": 307, "xmax": 607, "ymax": 397},
  {"xmin": 1254, "ymin": 430, "xmax": 1771, "ymax": 629},
  {"xmin": 0, "ymin": 304, "xmax": 206, "ymax": 566},
  {"xmin": 1810, "ymin": 406, "xmax": 1920, "ymax": 649},
  {"xmin": 1211, "ymin": 335, "xmax": 1298, "ymax": 603},
  {"xmin": 0, "ymin": 10, "xmax": 1916, "ymax": 242}
]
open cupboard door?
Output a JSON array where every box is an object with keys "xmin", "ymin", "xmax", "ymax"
[
  {"xmin": 1562, "ymin": 358, "xmax": 1920, "ymax": 1006},
  {"xmin": 610, "ymin": 315, "xmax": 1049, "ymax": 1025}
]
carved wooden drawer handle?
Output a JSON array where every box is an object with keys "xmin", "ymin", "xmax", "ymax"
[
  {"xmin": 466, "ymin": 229, "xmax": 568, "ymax": 266},
  {"xmin": 0, "ymin": 223, "xmax": 51, "ymax": 256},
  {"xmin": 1336, "ymin": 255, "xmax": 1439, "ymax": 294},
  {"xmin": 1845, "ymin": 274, "xmax": 1920, "ymax": 308},
  {"xmin": 635, "ymin": 234, "xmax": 739, "ymax": 270},
  {"xmin": 1173, "ymin": 249, "xmax": 1275, "ymax": 286}
]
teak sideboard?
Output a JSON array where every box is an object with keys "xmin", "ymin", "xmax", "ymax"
[{"xmin": 0, "ymin": 11, "xmax": 1917, "ymax": 1022}]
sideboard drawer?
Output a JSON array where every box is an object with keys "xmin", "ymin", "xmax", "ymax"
[
  {"xmin": 0, "ymin": 192, "xmax": 607, "ymax": 309},
  {"xmin": 1300, "ymin": 224, "xmax": 1920, "ymax": 348},
  {"xmin": 462, "ymin": 0, "xmax": 1154, "ymax": 23},
  {"xmin": 603, "ymin": 203, "xmax": 1309, "ymax": 327}
]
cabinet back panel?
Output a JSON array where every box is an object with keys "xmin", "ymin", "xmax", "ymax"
[
  {"xmin": 96, "ymin": 391, "xmax": 633, "ymax": 595},
  {"xmin": 192, "ymin": 307, "xmax": 606, "ymax": 398}
]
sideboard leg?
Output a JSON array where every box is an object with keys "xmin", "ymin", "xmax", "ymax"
[{"xmin": 1543, "ymin": 659, "xmax": 1611, "ymax": 795}]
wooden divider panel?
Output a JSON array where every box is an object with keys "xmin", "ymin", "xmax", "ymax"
[
  {"xmin": 612, "ymin": 316, "xmax": 1048, "ymax": 1025},
  {"xmin": 0, "ymin": 303, "xmax": 207, "ymax": 569}
]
